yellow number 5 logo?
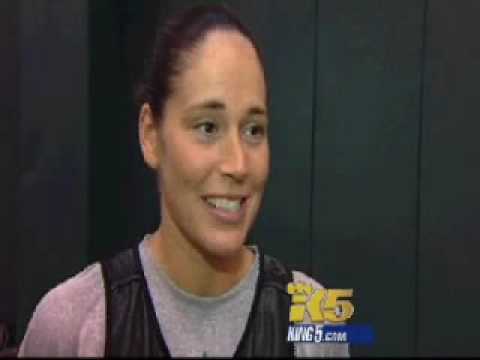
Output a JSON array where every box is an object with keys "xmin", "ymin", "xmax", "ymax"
[{"xmin": 287, "ymin": 283, "xmax": 354, "ymax": 324}]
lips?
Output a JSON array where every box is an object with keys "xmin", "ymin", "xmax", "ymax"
[
  {"xmin": 204, "ymin": 197, "xmax": 243, "ymax": 212},
  {"xmin": 202, "ymin": 195, "xmax": 248, "ymax": 224}
]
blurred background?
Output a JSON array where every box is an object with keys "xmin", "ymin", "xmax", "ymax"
[{"xmin": 1, "ymin": 0, "xmax": 479, "ymax": 356}]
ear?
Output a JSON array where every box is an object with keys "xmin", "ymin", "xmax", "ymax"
[{"xmin": 139, "ymin": 103, "xmax": 161, "ymax": 170}]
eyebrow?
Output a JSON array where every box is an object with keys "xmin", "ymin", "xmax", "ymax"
[{"xmin": 187, "ymin": 99, "xmax": 267, "ymax": 116}]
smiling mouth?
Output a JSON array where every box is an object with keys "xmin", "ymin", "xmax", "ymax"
[{"xmin": 203, "ymin": 196, "xmax": 247, "ymax": 213}]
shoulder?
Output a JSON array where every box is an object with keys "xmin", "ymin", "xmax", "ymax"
[
  {"xmin": 18, "ymin": 262, "xmax": 105, "ymax": 357},
  {"xmin": 292, "ymin": 270, "xmax": 324, "ymax": 289}
]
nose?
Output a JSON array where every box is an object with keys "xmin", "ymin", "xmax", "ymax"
[{"xmin": 220, "ymin": 133, "xmax": 247, "ymax": 182}]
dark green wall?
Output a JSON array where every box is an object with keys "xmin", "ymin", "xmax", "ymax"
[
  {"xmin": 0, "ymin": 0, "xmax": 19, "ymax": 346},
  {"xmin": 3, "ymin": 0, "xmax": 480, "ymax": 356},
  {"xmin": 313, "ymin": 1, "xmax": 424, "ymax": 356},
  {"xmin": 11, "ymin": 0, "xmax": 89, "ymax": 347},
  {"xmin": 418, "ymin": 0, "xmax": 480, "ymax": 355}
]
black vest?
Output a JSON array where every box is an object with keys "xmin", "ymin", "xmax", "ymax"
[{"xmin": 100, "ymin": 246, "xmax": 294, "ymax": 357}]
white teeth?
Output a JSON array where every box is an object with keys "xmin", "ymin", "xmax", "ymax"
[{"xmin": 205, "ymin": 197, "xmax": 241, "ymax": 212}]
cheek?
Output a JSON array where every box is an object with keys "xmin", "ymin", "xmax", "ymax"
[{"xmin": 161, "ymin": 131, "xmax": 213, "ymax": 189}]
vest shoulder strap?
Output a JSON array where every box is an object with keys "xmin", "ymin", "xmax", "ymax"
[
  {"xmin": 234, "ymin": 247, "xmax": 294, "ymax": 357},
  {"xmin": 100, "ymin": 247, "xmax": 170, "ymax": 357},
  {"xmin": 101, "ymin": 247, "xmax": 142, "ymax": 290},
  {"xmin": 262, "ymin": 251, "xmax": 293, "ymax": 288}
]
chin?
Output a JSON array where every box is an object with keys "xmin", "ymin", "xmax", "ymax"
[{"xmin": 196, "ymin": 230, "xmax": 248, "ymax": 259}]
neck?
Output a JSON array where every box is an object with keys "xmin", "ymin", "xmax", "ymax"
[{"xmin": 148, "ymin": 221, "xmax": 254, "ymax": 297}]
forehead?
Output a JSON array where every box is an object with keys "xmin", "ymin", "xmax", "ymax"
[{"xmin": 170, "ymin": 29, "xmax": 267, "ymax": 110}]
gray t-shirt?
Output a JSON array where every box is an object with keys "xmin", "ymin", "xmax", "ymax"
[{"xmin": 18, "ymin": 235, "xmax": 349, "ymax": 357}]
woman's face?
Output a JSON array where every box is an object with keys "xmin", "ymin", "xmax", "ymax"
[{"xmin": 145, "ymin": 30, "xmax": 269, "ymax": 258}]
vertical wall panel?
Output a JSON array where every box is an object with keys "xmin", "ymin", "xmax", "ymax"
[
  {"xmin": 418, "ymin": 0, "xmax": 480, "ymax": 356},
  {"xmin": 0, "ymin": 0, "xmax": 19, "ymax": 345},
  {"xmin": 17, "ymin": 0, "xmax": 89, "ymax": 338},
  {"xmin": 313, "ymin": 1, "xmax": 425, "ymax": 356},
  {"xmin": 89, "ymin": 0, "xmax": 137, "ymax": 261}
]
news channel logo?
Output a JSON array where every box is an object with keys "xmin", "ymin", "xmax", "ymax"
[{"xmin": 286, "ymin": 282, "xmax": 374, "ymax": 345}]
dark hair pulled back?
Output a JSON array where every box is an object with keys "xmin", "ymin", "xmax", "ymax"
[{"xmin": 136, "ymin": 4, "xmax": 267, "ymax": 123}]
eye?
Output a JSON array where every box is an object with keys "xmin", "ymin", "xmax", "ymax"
[
  {"xmin": 196, "ymin": 121, "xmax": 218, "ymax": 135},
  {"xmin": 244, "ymin": 123, "xmax": 266, "ymax": 142},
  {"xmin": 193, "ymin": 118, "xmax": 222, "ymax": 143},
  {"xmin": 197, "ymin": 121, "xmax": 218, "ymax": 135}
]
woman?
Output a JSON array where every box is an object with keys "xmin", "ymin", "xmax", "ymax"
[{"xmin": 19, "ymin": 4, "xmax": 348, "ymax": 357}]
